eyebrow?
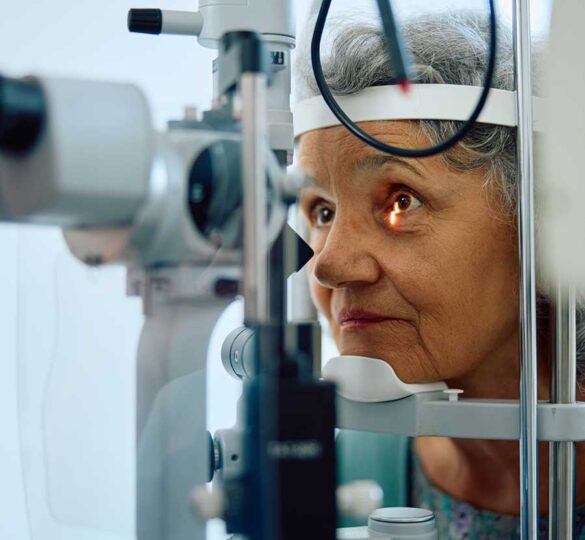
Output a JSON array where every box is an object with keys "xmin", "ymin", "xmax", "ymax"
[
  {"xmin": 352, "ymin": 154, "xmax": 424, "ymax": 178},
  {"xmin": 298, "ymin": 153, "xmax": 425, "ymax": 192}
]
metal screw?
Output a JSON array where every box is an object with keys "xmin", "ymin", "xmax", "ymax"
[
  {"xmin": 443, "ymin": 388, "xmax": 464, "ymax": 402},
  {"xmin": 213, "ymin": 438, "xmax": 221, "ymax": 472}
]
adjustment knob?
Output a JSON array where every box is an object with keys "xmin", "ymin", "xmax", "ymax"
[
  {"xmin": 368, "ymin": 507, "xmax": 438, "ymax": 539},
  {"xmin": 128, "ymin": 9, "xmax": 203, "ymax": 36},
  {"xmin": 128, "ymin": 9, "xmax": 162, "ymax": 34},
  {"xmin": 0, "ymin": 75, "xmax": 45, "ymax": 155},
  {"xmin": 337, "ymin": 480, "xmax": 384, "ymax": 518},
  {"xmin": 190, "ymin": 485, "xmax": 225, "ymax": 521}
]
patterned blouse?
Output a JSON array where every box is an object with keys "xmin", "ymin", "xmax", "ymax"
[{"xmin": 411, "ymin": 450, "xmax": 585, "ymax": 539}]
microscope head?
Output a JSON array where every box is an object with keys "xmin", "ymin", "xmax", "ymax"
[{"xmin": 0, "ymin": 74, "xmax": 153, "ymax": 227}]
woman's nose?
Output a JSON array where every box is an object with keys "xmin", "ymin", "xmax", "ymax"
[{"xmin": 312, "ymin": 218, "xmax": 382, "ymax": 289}]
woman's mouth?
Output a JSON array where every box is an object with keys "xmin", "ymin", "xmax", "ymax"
[{"xmin": 336, "ymin": 309, "xmax": 396, "ymax": 329}]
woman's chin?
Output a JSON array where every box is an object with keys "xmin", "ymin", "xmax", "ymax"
[
  {"xmin": 336, "ymin": 345, "xmax": 437, "ymax": 384},
  {"xmin": 337, "ymin": 335, "xmax": 411, "ymax": 364}
]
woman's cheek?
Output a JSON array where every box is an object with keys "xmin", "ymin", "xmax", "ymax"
[
  {"xmin": 308, "ymin": 268, "xmax": 332, "ymax": 316},
  {"xmin": 306, "ymin": 230, "xmax": 328, "ymax": 307},
  {"xmin": 309, "ymin": 228, "xmax": 327, "ymax": 254}
]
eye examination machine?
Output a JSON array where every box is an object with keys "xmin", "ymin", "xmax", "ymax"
[{"xmin": 1, "ymin": 0, "xmax": 585, "ymax": 539}]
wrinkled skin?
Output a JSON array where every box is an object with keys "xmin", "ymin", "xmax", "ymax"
[
  {"xmin": 298, "ymin": 120, "xmax": 520, "ymax": 393},
  {"xmin": 296, "ymin": 121, "xmax": 585, "ymax": 516}
]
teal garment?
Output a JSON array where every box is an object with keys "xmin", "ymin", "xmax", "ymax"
[
  {"xmin": 411, "ymin": 450, "xmax": 585, "ymax": 539},
  {"xmin": 336, "ymin": 430, "xmax": 410, "ymax": 528},
  {"xmin": 337, "ymin": 430, "xmax": 585, "ymax": 538}
]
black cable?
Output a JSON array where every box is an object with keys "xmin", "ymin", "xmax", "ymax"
[
  {"xmin": 310, "ymin": 0, "xmax": 497, "ymax": 158},
  {"xmin": 375, "ymin": 0, "xmax": 410, "ymax": 87}
]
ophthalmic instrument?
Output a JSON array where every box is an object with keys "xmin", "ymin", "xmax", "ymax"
[{"xmin": 1, "ymin": 1, "xmax": 584, "ymax": 539}]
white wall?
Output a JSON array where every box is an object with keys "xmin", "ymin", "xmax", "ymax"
[{"xmin": 0, "ymin": 2, "xmax": 238, "ymax": 539}]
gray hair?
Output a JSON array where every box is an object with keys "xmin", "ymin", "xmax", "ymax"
[{"xmin": 295, "ymin": 10, "xmax": 585, "ymax": 382}]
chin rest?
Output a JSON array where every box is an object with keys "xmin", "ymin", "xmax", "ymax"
[{"xmin": 322, "ymin": 355, "xmax": 447, "ymax": 403}]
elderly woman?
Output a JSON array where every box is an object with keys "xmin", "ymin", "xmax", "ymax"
[{"xmin": 295, "ymin": 10, "xmax": 585, "ymax": 539}]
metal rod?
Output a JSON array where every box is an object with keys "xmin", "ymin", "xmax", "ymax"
[
  {"xmin": 549, "ymin": 283, "xmax": 576, "ymax": 539},
  {"xmin": 241, "ymin": 72, "xmax": 269, "ymax": 323},
  {"xmin": 513, "ymin": 0, "xmax": 539, "ymax": 537}
]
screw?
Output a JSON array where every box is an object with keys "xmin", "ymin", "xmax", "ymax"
[{"xmin": 443, "ymin": 388, "xmax": 464, "ymax": 402}]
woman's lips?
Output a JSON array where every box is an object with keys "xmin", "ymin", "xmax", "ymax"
[
  {"xmin": 340, "ymin": 318, "xmax": 391, "ymax": 329},
  {"xmin": 336, "ymin": 309, "xmax": 397, "ymax": 329}
]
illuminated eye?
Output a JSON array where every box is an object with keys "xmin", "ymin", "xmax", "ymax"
[
  {"xmin": 392, "ymin": 193, "xmax": 421, "ymax": 213},
  {"xmin": 313, "ymin": 205, "xmax": 335, "ymax": 227},
  {"xmin": 387, "ymin": 192, "xmax": 422, "ymax": 226}
]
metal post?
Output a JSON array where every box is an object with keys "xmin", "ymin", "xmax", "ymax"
[
  {"xmin": 241, "ymin": 72, "xmax": 269, "ymax": 323},
  {"xmin": 549, "ymin": 283, "xmax": 576, "ymax": 539},
  {"xmin": 513, "ymin": 0, "xmax": 539, "ymax": 538}
]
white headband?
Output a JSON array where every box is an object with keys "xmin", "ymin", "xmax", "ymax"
[{"xmin": 293, "ymin": 84, "xmax": 544, "ymax": 138}]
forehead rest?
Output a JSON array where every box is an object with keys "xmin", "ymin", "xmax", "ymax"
[{"xmin": 293, "ymin": 84, "xmax": 544, "ymax": 140}]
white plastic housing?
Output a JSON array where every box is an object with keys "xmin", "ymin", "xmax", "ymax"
[
  {"xmin": 323, "ymin": 356, "xmax": 447, "ymax": 403},
  {"xmin": 337, "ymin": 507, "xmax": 438, "ymax": 540},
  {"xmin": 0, "ymin": 76, "xmax": 153, "ymax": 227},
  {"xmin": 65, "ymin": 126, "xmax": 289, "ymax": 269},
  {"xmin": 540, "ymin": 0, "xmax": 585, "ymax": 288},
  {"xmin": 64, "ymin": 130, "xmax": 241, "ymax": 268},
  {"xmin": 337, "ymin": 481, "xmax": 384, "ymax": 519},
  {"xmin": 200, "ymin": 0, "xmax": 296, "ymax": 153},
  {"xmin": 161, "ymin": 10, "xmax": 203, "ymax": 36},
  {"xmin": 265, "ymin": 39, "xmax": 294, "ymax": 154},
  {"xmin": 197, "ymin": 0, "xmax": 295, "ymax": 48}
]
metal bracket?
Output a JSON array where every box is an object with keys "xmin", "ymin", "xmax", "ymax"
[{"xmin": 336, "ymin": 392, "xmax": 585, "ymax": 441}]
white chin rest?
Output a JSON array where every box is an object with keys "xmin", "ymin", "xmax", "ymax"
[{"xmin": 322, "ymin": 355, "xmax": 447, "ymax": 403}]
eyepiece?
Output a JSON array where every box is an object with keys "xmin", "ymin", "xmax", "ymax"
[
  {"xmin": 128, "ymin": 9, "xmax": 202, "ymax": 37},
  {"xmin": 128, "ymin": 9, "xmax": 163, "ymax": 35},
  {"xmin": 0, "ymin": 75, "xmax": 45, "ymax": 155}
]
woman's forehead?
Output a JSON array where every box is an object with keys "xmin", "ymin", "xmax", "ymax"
[
  {"xmin": 298, "ymin": 120, "xmax": 422, "ymax": 155},
  {"xmin": 297, "ymin": 121, "xmax": 440, "ymax": 186}
]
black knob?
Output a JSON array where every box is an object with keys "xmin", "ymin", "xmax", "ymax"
[
  {"xmin": 0, "ymin": 75, "xmax": 45, "ymax": 156},
  {"xmin": 128, "ymin": 9, "xmax": 162, "ymax": 35}
]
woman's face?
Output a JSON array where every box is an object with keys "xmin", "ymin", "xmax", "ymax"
[{"xmin": 297, "ymin": 121, "xmax": 519, "ymax": 384}]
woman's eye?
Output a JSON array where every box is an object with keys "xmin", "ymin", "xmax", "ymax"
[
  {"xmin": 387, "ymin": 192, "xmax": 422, "ymax": 226},
  {"xmin": 393, "ymin": 192, "xmax": 422, "ymax": 213},
  {"xmin": 312, "ymin": 204, "xmax": 335, "ymax": 227}
]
